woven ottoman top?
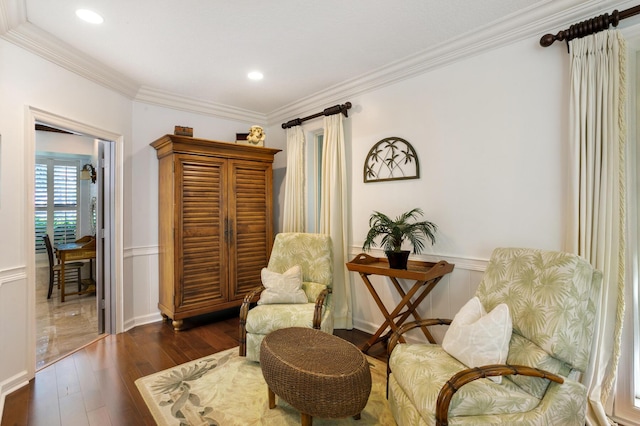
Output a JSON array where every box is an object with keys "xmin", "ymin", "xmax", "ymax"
[
  {"xmin": 260, "ymin": 327, "xmax": 372, "ymax": 419},
  {"xmin": 263, "ymin": 327, "xmax": 365, "ymax": 375}
]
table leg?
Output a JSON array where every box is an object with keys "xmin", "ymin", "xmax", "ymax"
[
  {"xmin": 384, "ymin": 280, "xmax": 427, "ymax": 334},
  {"xmin": 358, "ymin": 273, "xmax": 424, "ymax": 352},
  {"xmin": 389, "ymin": 277, "xmax": 443, "ymax": 343},
  {"xmin": 268, "ymin": 387, "xmax": 276, "ymax": 409},
  {"xmin": 359, "ymin": 273, "xmax": 445, "ymax": 352},
  {"xmin": 60, "ymin": 257, "xmax": 66, "ymax": 303},
  {"xmin": 358, "ymin": 273, "xmax": 396, "ymax": 353},
  {"xmin": 301, "ymin": 413, "xmax": 312, "ymax": 426}
]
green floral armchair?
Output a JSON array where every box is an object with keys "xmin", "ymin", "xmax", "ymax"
[
  {"xmin": 387, "ymin": 247, "xmax": 602, "ymax": 425},
  {"xmin": 239, "ymin": 233, "xmax": 333, "ymax": 362}
]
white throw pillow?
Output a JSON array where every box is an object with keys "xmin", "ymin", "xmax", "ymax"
[
  {"xmin": 258, "ymin": 265, "xmax": 308, "ymax": 305},
  {"xmin": 442, "ymin": 296, "xmax": 512, "ymax": 383}
]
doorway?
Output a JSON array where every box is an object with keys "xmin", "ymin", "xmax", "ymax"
[{"xmin": 25, "ymin": 107, "xmax": 123, "ymax": 377}]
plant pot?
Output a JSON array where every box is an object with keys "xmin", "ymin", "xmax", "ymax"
[{"xmin": 385, "ymin": 250, "xmax": 411, "ymax": 270}]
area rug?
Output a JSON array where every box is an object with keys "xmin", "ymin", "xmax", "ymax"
[{"xmin": 135, "ymin": 347, "xmax": 394, "ymax": 425}]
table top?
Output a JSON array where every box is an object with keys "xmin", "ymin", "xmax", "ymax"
[
  {"xmin": 346, "ymin": 253, "xmax": 454, "ymax": 281},
  {"xmin": 56, "ymin": 236, "xmax": 96, "ymax": 252}
]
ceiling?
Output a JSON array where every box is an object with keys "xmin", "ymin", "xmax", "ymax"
[{"xmin": 0, "ymin": 0, "xmax": 629, "ymax": 121}]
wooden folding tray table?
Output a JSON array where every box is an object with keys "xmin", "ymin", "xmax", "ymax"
[{"xmin": 346, "ymin": 253, "xmax": 454, "ymax": 353}]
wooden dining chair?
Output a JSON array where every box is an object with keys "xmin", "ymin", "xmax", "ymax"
[{"xmin": 43, "ymin": 234, "xmax": 84, "ymax": 299}]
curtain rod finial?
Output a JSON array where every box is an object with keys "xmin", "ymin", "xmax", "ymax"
[{"xmin": 540, "ymin": 33, "xmax": 557, "ymax": 47}]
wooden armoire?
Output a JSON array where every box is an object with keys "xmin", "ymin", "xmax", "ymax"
[{"xmin": 151, "ymin": 134, "xmax": 281, "ymax": 330}]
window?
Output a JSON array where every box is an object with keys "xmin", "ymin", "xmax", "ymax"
[
  {"xmin": 35, "ymin": 157, "xmax": 82, "ymax": 253},
  {"xmin": 306, "ymin": 132, "xmax": 323, "ymax": 233}
]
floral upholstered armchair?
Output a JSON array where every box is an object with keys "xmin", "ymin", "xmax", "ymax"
[
  {"xmin": 239, "ymin": 233, "xmax": 333, "ymax": 362},
  {"xmin": 387, "ymin": 247, "xmax": 602, "ymax": 426}
]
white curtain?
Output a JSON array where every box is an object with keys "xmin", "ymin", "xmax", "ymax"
[
  {"xmin": 319, "ymin": 114, "xmax": 353, "ymax": 329},
  {"xmin": 567, "ymin": 30, "xmax": 626, "ymax": 426},
  {"xmin": 282, "ymin": 126, "xmax": 306, "ymax": 232}
]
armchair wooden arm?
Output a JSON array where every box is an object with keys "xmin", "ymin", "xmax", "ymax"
[
  {"xmin": 238, "ymin": 285, "xmax": 265, "ymax": 356},
  {"xmin": 435, "ymin": 365, "xmax": 564, "ymax": 426},
  {"xmin": 387, "ymin": 318, "xmax": 452, "ymax": 357},
  {"xmin": 312, "ymin": 287, "xmax": 332, "ymax": 329}
]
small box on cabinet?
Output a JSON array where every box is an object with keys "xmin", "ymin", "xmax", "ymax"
[
  {"xmin": 235, "ymin": 133, "xmax": 249, "ymax": 143},
  {"xmin": 174, "ymin": 126, "xmax": 193, "ymax": 137}
]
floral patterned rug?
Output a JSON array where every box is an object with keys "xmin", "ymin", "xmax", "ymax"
[{"xmin": 135, "ymin": 347, "xmax": 394, "ymax": 425}]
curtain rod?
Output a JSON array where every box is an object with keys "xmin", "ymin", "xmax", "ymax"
[
  {"xmin": 281, "ymin": 102, "xmax": 352, "ymax": 129},
  {"xmin": 540, "ymin": 4, "xmax": 640, "ymax": 47}
]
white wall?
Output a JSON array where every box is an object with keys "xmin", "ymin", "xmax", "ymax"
[
  {"xmin": 350, "ymin": 38, "xmax": 570, "ymax": 257},
  {"xmin": 266, "ymin": 35, "xmax": 571, "ymax": 335},
  {"xmin": 0, "ymin": 38, "xmax": 132, "ymax": 402}
]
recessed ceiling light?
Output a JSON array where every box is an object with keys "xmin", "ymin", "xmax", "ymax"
[
  {"xmin": 248, "ymin": 71, "xmax": 264, "ymax": 81},
  {"xmin": 76, "ymin": 9, "xmax": 104, "ymax": 24}
]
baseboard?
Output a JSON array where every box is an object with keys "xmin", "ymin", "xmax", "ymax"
[
  {"xmin": 123, "ymin": 312, "xmax": 163, "ymax": 332},
  {"xmin": 352, "ymin": 317, "xmax": 380, "ymax": 336}
]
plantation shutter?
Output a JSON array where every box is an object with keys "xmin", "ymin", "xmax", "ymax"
[{"xmin": 35, "ymin": 158, "xmax": 81, "ymax": 253}]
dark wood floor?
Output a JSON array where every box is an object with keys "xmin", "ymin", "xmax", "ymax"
[{"xmin": 1, "ymin": 309, "xmax": 386, "ymax": 426}]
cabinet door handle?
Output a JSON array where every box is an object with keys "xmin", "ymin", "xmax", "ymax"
[{"xmin": 228, "ymin": 219, "xmax": 233, "ymax": 244}]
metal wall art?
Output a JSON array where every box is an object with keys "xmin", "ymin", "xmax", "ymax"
[{"xmin": 363, "ymin": 136, "xmax": 419, "ymax": 183}]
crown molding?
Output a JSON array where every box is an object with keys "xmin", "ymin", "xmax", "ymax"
[
  {"xmin": 1, "ymin": 20, "xmax": 140, "ymax": 97},
  {"xmin": 0, "ymin": 0, "xmax": 25, "ymax": 34},
  {"xmin": 134, "ymin": 86, "xmax": 267, "ymax": 124},
  {"xmin": 265, "ymin": 0, "xmax": 619, "ymax": 125}
]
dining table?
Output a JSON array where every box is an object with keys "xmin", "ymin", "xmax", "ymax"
[{"xmin": 55, "ymin": 236, "xmax": 96, "ymax": 302}]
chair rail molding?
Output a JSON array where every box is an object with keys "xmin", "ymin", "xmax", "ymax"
[
  {"xmin": 348, "ymin": 247, "xmax": 488, "ymax": 272},
  {"xmin": 124, "ymin": 244, "xmax": 159, "ymax": 259},
  {"xmin": 0, "ymin": 265, "xmax": 26, "ymax": 286}
]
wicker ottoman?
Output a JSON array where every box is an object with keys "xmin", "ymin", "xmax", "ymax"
[{"xmin": 260, "ymin": 327, "xmax": 372, "ymax": 425}]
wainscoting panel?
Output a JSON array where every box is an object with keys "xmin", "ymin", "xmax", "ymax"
[
  {"xmin": 347, "ymin": 248, "xmax": 488, "ymax": 344},
  {"xmin": 124, "ymin": 246, "xmax": 162, "ymax": 331},
  {"xmin": 0, "ymin": 266, "xmax": 29, "ymax": 419}
]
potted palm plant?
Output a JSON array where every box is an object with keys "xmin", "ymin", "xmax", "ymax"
[{"xmin": 362, "ymin": 208, "xmax": 437, "ymax": 269}]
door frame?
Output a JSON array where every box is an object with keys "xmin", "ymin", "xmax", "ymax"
[{"xmin": 24, "ymin": 106, "xmax": 124, "ymax": 378}]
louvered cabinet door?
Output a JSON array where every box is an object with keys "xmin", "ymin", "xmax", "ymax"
[
  {"xmin": 227, "ymin": 160, "xmax": 274, "ymax": 300},
  {"xmin": 175, "ymin": 155, "xmax": 227, "ymax": 311}
]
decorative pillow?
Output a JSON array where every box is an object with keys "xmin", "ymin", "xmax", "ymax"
[
  {"xmin": 442, "ymin": 296, "xmax": 512, "ymax": 383},
  {"xmin": 302, "ymin": 281, "xmax": 327, "ymax": 303},
  {"xmin": 258, "ymin": 265, "xmax": 308, "ymax": 305}
]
